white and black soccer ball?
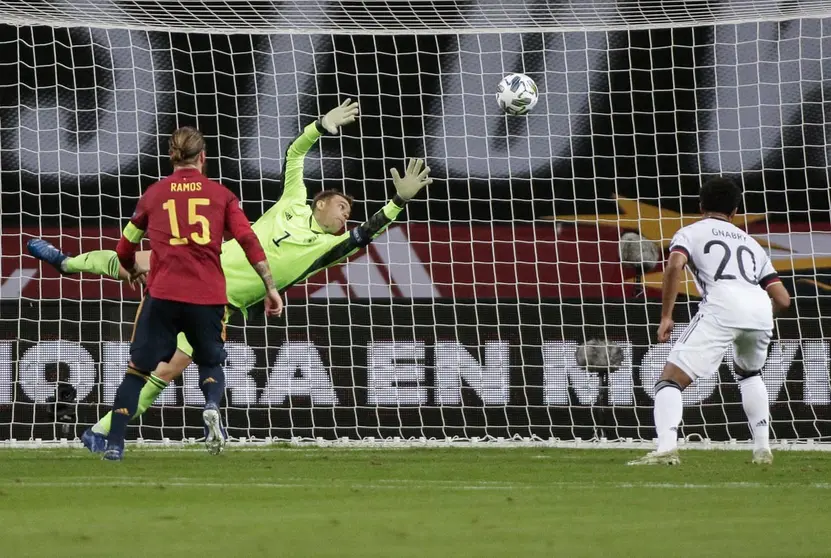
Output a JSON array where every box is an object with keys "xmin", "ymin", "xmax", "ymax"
[
  {"xmin": 619, "ymin": 232, "xmax": 661, "ymax": 272},
  {"xmin": 575, "ymin": 339, "xmax": 624, "ymax": 374},
  {"xmin": 496, "ymin": 73, "xmax": 539, "ymax": 115}
]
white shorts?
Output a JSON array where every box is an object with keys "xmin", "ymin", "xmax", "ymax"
[{"xmin": 667, "ymin": 312, "xmax": 772, "ymax": 381}]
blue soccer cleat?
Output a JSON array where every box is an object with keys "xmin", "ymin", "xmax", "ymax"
[
  {"xmin": 81, "ymin": 428, "xmax": 107, "ymax": 453},
  {"xmin": 102, "ymin": 443, "xmax": 124, "ymax": 461},
  {"xmin": 27, "ymin": 238, "xmax": 68, "ymax": 274},
  {"xmin": 202, "ymin": 402, "xmax": 227, "ymax": 455}
]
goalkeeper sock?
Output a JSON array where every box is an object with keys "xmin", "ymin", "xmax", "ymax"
[
  {"xmin": 106, "ymin": 370, "xmax": 146, "ymax": 448},
  {"xmin": 140, "ymin": 374, "xmax": 169, "ymax": 414},
  {"xmin": 198, "ymin": 364, "xmax": 225, "ymax": 407},
  {"xmin": 654, "ymin": 382, "xmax": 683, "ymax": 453},
  {"xmin": 739, "ymin": 374, "xmax": 770, "ymax": 451},
  {"xmin": 63, "ymin": 250, "xmax": 121, "ymax": 279},
  {"xmin": 92, "ymin": 374, "xmax": 168, "ymax": 435}
]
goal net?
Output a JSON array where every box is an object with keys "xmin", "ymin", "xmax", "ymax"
[{"xmin": 2, "ymin": 0, "xmax": 831, "ymax": 447}]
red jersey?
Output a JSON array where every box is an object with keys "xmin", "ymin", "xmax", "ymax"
[{"xmin": 116, "ymin": 167, "xmax": 266, "ymax": 305}]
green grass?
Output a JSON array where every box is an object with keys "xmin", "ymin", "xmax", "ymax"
[{"xmin": 0, "ymin": 447, "xmax": 829, "ymax": 557}]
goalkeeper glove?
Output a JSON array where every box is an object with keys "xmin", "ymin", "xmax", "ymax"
[
  {"xmin": 320, "ymin": 98, "xmax": 359, "ymax": 134},
  {"xmin": 390, "ymin": 158, "xmax": 433, "ymax": 201}
]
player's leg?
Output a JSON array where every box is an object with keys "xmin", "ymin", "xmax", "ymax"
[
  {"xmin": 182, "ymin": 305, "xmax": 229, "ymax": 455},
  {"xmin": 647, "ymin": 362, "xmax": 692, "ymax": 464},
  {"xmin": 27, "ymin": 238, "xmax": 150, "ymax": 281},
  {"xmin": 629, "ymin": 313, "xmax": 732, "ymax": 465},
  {"xmin": 85, "ymin": 347, "xmax": 192, "ymax": 450},
  {"xmin": 103, "ymin": 296, "xmax": 179, "ymax": 461},
  {"xmin": 733, "ymin": 329, "xmax": 774, "ymax": 464},
  {"xmin": 28, "ymin": 239, "xmax": 121, "ymax": 279},
  {"xmin": 27, "ymin": 238, "xmax": 72, "ymax": 274},
  {"xmin": 130, "ymin": 337, "xmax": 196, "ymax": 418}
]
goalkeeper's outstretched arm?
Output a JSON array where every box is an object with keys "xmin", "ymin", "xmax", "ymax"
[
  {"xmin": 288, "ymin": 158, "xmax": 432, "ymax": 288},
  {"xmin": 277, "ymin": 99, "xmax": 359, "ymax": 205}
]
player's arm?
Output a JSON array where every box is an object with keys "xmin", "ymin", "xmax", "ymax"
[
  {"xmin": 767, "ymin": 282, "xmax": 791, "ymax": 314},
  {"xmin": 225, "ymin": 196, "xmax": 284, "ymax": 316},
  {"xmin": 658, "ymin": 234, "xmax": 690, "ymax": 342},
  {"xmin": 289, "ymin": 159, "xmax": 432, "ymax": 286},
  {"xmin": 115, "ymin": 194, "xmax": 150, "ymax": 279},
  {"xmin": 757, "ymin": 254, "xmax": 791, "ymax": 314},
  {"xmin": 278, "ymin": 99, "xmax": 360, "ymax": 205},
  {"xmin": 296, "ymin": 199, "xmax": 407, "ymax": 280}
]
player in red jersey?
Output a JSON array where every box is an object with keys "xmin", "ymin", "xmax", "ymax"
[{"xmin": 103, "ymin": 126, "xmax": 283, "ymax": 461}]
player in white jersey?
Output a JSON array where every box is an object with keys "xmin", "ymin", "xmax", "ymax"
[{"xmin": 628, "ymin": 177, "xmax": 791, "ymax": 466}]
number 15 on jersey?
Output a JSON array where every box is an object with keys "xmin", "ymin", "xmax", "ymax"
[{"xmin": 163, "ymin": 198, "xmax": 211, "ymax": 245}]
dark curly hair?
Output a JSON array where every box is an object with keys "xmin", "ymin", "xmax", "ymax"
[{"xmin": 699, "ymin": 177, "xmax": 741, "ymax": 215}]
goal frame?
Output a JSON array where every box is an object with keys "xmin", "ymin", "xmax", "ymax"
[{"xmin": 3, "ymin": 1, "xmax": 831, "ymax": 449}]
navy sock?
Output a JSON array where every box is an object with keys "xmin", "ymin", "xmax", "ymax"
[
  {"xmin": 107, "ymin": 371, "xmax": 146, "ymax": 448},
  {"xmin": 199, "ymin": 364, "xmax": 225, "ymax": 407}
]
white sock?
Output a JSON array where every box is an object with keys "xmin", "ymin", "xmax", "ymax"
[
  {"xmin": 654, "ymin": 385, "xmax": 683, "ymax": 452},
  {"xmin": 739, "ymin": 375, "xmax": 770, "ymax": 451}
]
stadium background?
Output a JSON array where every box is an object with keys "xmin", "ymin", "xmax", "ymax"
[{"xmin": 1, "ymin": 16, "xmax": 829, "ymax": 441}]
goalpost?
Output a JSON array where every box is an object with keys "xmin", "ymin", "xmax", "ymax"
[{"xmin": 1, "ymin": 0, "xmax": 831, "ymax": 449}]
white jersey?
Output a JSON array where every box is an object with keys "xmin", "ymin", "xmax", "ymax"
[{"xmin": 669, "ymin": 217, "xmax": 780, "ymax": 330}]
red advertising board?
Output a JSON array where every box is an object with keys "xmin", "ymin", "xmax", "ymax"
[{"xmin": 3, "ymin": 216, "xmax": 829, "ymax": 302}]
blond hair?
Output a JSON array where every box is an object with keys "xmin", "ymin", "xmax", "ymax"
[{"xmin": 169, "ymin": 126, "xmax": 205, "ymax": 166}]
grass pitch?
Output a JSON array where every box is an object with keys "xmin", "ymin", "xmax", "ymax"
[{"xmin": 0, "ymin": 447, "xmax": 829, "ymax": 557}]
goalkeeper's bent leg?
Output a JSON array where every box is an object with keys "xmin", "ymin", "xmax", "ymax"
[
  {"xmin": 92, "ymin": 373, "xmax": 169, "ymax": 435},
  {"xmin": 105, "ymin": 367, "xmax": 148, "ymax": 455},
  {"xmin": 90, "ymin": 349, "xmax": 191, "ymax": 435},
  {"xmin": 64, "ymin": 250, "xmax": 124, "ymax": 280}
]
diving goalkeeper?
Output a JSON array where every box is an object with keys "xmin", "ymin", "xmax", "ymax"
[{"xmin": 27, "ymin": 99, "xmax": 434, "ymax": 452}]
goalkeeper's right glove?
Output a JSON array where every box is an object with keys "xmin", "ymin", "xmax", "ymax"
[
  {"xmin": 390, "ymin": 158, "xmax": 433, "ymax": 201},
  {"xmin": 320, "ymin": 98, "xmax": 359, "ymax": 134}
]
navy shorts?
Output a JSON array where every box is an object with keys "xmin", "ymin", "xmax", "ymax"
[{"xmin": 129, "ymin": 294, "xmax": 227, "ymax": 374}]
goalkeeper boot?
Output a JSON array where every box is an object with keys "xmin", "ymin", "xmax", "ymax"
[
  {"xmin": 102, "ymin": 443, "xmax": 124, "ymax": 462},
  {"xmin": 202, "ymin": 402, "xmax": 226, "ymax": 455},
  {"xmin": 27, "ymin": 238, "xmax": 68, "ymax": 274},
  {"xmin": 81, "ymin": 427, "xmax": 107, "ymax": 453},
  {"xmin": 752, "ymin": 448, "xmax": 773, "ymax": 465},
  {"xmin": 627, "ymin": 448, "xmax": 680, "ymax": 466}
]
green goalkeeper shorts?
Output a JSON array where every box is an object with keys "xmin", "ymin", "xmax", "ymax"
[{"xmin": 176, "ymin": 306, "xmax": 234, "ymax": 359}]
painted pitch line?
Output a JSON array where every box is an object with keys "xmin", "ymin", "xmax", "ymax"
[
  {"xmin": 3, "ymin": 479, "xmax": 831, "ymax": 490},
  {"xmin": 0, "ymin": 480, "xmax": 521, "ymax": 491}
]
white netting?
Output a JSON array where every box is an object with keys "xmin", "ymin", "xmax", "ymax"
[
  {"xmin": 1, "ymin": 2, "xmax": 830, "ymax": 446},
  {"xmin": 1, "ymin": 0, "xmax": 831, "ymax": 33}
]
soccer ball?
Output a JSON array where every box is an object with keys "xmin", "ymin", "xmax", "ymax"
[
  {"xmin": 496, "ymin": 73, "xmax": 539, "ymax": 115},
  {"xmin": 619, "ymin": 232, "xmax": 661, "ymax": 272}
]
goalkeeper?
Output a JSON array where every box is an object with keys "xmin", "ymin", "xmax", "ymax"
[{"xmin": 27, "ymin": 99, "xmax": 434, "ymax": 452}]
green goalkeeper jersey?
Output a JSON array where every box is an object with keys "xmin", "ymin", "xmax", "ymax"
[{"xmin": 220, "ymin": 120, "xmax": 405, "ymax": 314}]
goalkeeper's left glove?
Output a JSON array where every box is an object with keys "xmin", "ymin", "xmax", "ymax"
[
  {"xmin": 390, "ymin": 158, "xmax": 433, "ymax": 201},
  {"xmin": 320, "ymin": 98, "xmax": 359, "ymax": 134}
]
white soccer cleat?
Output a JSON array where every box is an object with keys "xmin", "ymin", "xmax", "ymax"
[
  {"xmin": 752, "ymin": 448, "xmax": 773, "ymax": 465},
  {"xmin": 202, "ymin": 406, "xmax": 226, "ymax": 455},
  {"xmin": 627, "ymin": 449, "xmax": 681, "ymax": 466}
]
